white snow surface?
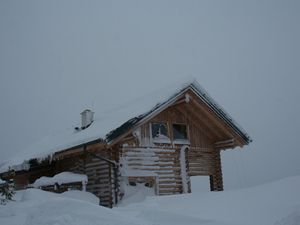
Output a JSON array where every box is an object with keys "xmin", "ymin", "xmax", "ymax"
[
  {"xmin": 0, "ymin": 189, "xmax": 144, "ymax": 225},
  {"xmin": 1, "ymin": 176, "xmax": 299, "ymax": 225},
  {"xmin": 60, "ymin": 190, "xmax": 100, "ymax": 205},
  {"xmin": 118, "ymin": 182, "xmax": 155, "ymax": 206},
  {"xmin": 31, "ymin": 172, "xmax": 88, "ymax": 188},
  {"xmin": 0, "ymin": 178, "xmax": 6, "ymax": 184},
  {"xmin": 0, "ymin": 77, "xmax": 249, "ymax": 173},
  {"xmin": 115, "ymin": 176, "xmax": 300, "ymax": 225}
]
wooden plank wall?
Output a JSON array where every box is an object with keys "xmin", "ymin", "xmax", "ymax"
[{"xmin": 139, "ymin": 105, "xmax": 214, "ymax": 149}]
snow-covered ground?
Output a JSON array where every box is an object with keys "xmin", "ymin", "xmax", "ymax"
[{"xmin": 0, "ymin": 176, "xmax": 299, "ymax": 225}]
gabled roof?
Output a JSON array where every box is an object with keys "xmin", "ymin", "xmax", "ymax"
[
  {"xmin": 105, "ymin": 80, "xmax": 252, "ymax": 145},
  {"xmin": 0, "ymin": 79, "xmax": 251, "ymax": 172}
]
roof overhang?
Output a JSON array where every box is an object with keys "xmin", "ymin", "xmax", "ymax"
[{"xmin": 107, "ymin": 82, "xmax": 251, "ymax": 147}]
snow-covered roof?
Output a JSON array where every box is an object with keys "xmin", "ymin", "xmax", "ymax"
[{"xmin": 0, "ymin": 78, "xmax": 251, "ymax": 173}]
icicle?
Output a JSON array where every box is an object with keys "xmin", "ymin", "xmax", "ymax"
[{"xmin": 180, "ymin": 145, "xmax": 189, "ymax": 193}]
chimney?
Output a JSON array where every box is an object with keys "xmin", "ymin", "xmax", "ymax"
[{"xmin": 81, "ymin": 109, "xmax": 94, "ymax": 129}]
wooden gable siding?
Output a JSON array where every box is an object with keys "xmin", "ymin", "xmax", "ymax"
[
  {"xmin": 186, "ymin": 89, "xmax": 245, "ymax": 146},
  {"xmin": 143, "ymin": 105, "xmax": 214, "ymax": 148}
]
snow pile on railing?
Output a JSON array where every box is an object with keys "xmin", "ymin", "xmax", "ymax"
[
  {"xmin": 31, "ymin": 172, "xmax": 88, "ymax": 189},
  {"xmin": 0, "ymin": 179, "xmax": 6, "ymax": 185}
]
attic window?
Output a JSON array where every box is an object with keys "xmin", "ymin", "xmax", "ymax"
[
  {"xmin": 172, "ymin": 124, "xmax": 188, "ymax": 140},
  {"xmin": 151, "ymin": 122, "xmax": 170, "ymax": 141}
]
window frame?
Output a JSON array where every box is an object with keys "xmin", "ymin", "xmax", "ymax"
[
  {"xmin": 150, "ymin": 122, "xmax": 171, "ymax": 144},
  {"xmin": 172, "ymin": 123, "xmax": 190, "ymax": 144}
]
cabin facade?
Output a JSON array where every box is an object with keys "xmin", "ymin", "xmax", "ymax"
[{"xmin": 0, "ymin": 81, "xmax": 251, "ymax": 208}]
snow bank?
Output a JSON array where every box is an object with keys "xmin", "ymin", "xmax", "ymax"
[
  {"xmin": 115, "ymin": 176, "xmax": 300, "ymax": 225},
  {"xmin": 61, "ymin": 190, "xmax": 99, "ymax": 205},
  {"xmin": 118, "ymin": 182, "xmax": 155, "ymax": 206},
  {"xmin": 274, "ymin": 208, "xmax": 300, "ymax": 225},
  {"xmin": 0, "ymin": 188, "xmax": 147, "ymax": 225},
  {"xmin": 1, "ymin": 175, "xmax": 299, "ymax": 225},
  {"xmin": 31, "ymin": 172, "xmax": 87, "ymax": 188}
]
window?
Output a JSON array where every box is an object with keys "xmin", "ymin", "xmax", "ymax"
[
  {"xmin": 151, "ymin": 122, "xmax": 169, "ymax": 140},
  {"xmin": 172, "ymin": 124, "xmax": 188, "ymax": 140}
]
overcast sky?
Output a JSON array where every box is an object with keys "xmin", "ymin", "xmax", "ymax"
[{"xmin": 0, "ymin": 0, "xmax": 299, "ymax": 190}]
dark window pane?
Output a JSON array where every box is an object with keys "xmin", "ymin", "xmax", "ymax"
[
  {"xmin": 173, "ymin": 124, "xmax": 187, "ymax": 139},
  {"xmin": 152, "ymin": 123, "xmax": 169, "ymax": 139}
]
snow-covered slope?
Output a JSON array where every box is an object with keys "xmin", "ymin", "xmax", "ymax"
[
  {"xmin": 1, "ymin": 176, "xmax": 299, "ymax": 225},
  {"xmin": 115, "ymin": 176, "xmax": 300, "ymax": 225},
  {"xmin": 0, "ymin": 189, "xmax": 147, "ymax": 225}
]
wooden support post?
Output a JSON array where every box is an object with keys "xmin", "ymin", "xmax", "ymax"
[
  {"xmin": 185, "ymin": 147, "xmax": 191, "ymax": 193},
  {"xmin": 209, "ymin": 150, "xmax": 224, "ymax": 191}
]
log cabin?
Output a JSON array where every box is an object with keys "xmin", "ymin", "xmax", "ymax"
[{"xmin": 0, "ymin": 80, "xmax": 251, "ymax": 208}]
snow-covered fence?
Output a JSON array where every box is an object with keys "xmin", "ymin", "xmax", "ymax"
[{"xmin": 29, "ymin": 172, "xmax": 88, "ymax": 193}]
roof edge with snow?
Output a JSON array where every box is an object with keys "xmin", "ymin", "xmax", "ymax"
[
  {"xmin": 106, "ymin": 80, "xmax": 252, "ymax": 145},
  {"xmin": 0, "ymin": 79, "xmax": 251, "ymax": 173}
]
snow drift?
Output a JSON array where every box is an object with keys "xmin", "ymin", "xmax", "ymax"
[{"xmin": 0, "ymin": 176, "xmax": 299, "ymax": 225}]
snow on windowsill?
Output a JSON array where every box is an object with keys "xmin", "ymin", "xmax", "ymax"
[
  {"xmin": 173, "ymin": 139, "xmax": 190, "ymax": 145},
  {"xmin": 152, "ymin": 137, "xmax": 171, "ymax": 144}
]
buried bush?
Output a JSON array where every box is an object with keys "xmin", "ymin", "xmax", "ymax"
[{"xmin": 0, "ymin": 179, "xmax": 15, "ymax": 205}]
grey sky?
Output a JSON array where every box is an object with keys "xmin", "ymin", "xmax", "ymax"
[{"xmin": 0, "ymin": 0, "xmax": 299, "ymax": 189}]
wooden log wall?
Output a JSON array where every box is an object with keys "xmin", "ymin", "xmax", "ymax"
[
  {"xmin": 11, "ymin": 144, "xmax": 115, "ymax": 208},
  {"xmin": 209, "ymin": 150, "xmax": 224, "ymax": 191},
  {"xmin": 83, "ymin": 153, "xmax": 113, "ymax": 207},
  {"xmin": 119, "ymin": 99, "xmax": 227, "ymax": 194},
  {"xmin": 120, "ymin": 147, "xmax": 185, "ymax": 195},
  {"xmin": 187, "ymin": 147, "xmax": 224, "ymax": 191},
  {"xmin": 187, "ymin": 148, "xmax": 215, "ymax": 176},
  {"xmin": 54, "ymin": 149, "xmax": 114, "ymax": 208},
  {"xmin": 13, "ymin": 162, "xmax": 56, "ymax": 190}
]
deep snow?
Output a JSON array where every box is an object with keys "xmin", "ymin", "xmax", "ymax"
[{"xmin": 0, "ymin": 176, "xmax": 299, "ymax": 225}]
